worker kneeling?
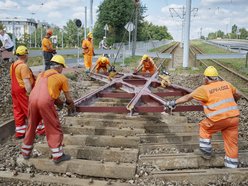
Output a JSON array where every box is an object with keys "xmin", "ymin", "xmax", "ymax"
[
  {"xmin": 91, "ymin": 56, "xmax": 111, "ymax": 74},
  {"xmin": 165, "ymin": 66, "xmax": 241, "ymax": 168},
  {"xmin": 22, "ymin": 55, "xmax": 75, "ymax": 164},
  {"xmin": 135, "ymin": 54, "xmax": 157, "ymax": 75}
]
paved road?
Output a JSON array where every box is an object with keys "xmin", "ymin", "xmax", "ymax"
[{"xmin": 207, "ymin": 39, "xmax": 248, "ymax": 53}]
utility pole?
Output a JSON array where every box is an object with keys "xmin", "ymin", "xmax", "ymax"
[
  {"xmin": 183, "ymin": 0, "xmax": 191, "ymax": 68},
  {"xmin": 90, "ymin": 0, "xmax": 93, "ymax": 32},
  {"xmin": 169, "ymin": 6, "xmax": 197, "ymax": 48},
  {"xmin": 132, "ymin": 0, "xmax": 139, "ymax": 56},
  {"xmin": 200, "ymin": 27, "xmax": 202, "ymax": 39},
  {"xmin": 84, "ymin": 6, "xmax": 87, "ymax": 39}
]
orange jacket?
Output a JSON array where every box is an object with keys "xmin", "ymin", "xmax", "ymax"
[
  {"xmin": 191, "ymin": 81, "xmax": 239, "ymax": 122},
  {"xmin": 143, "ymin": 59, "xmax": 154, "ymax": 70},
  {"xmin": 82, "ymin": 39, "xmax": 94, "ymax": 56}
]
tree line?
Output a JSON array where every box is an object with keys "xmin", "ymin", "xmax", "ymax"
[
  {"xmin": 207, "ymin": 24, "xmax": 248, "ymax": 40},
  {"xmin": 1, "ymin": 0, "xmax": 173, "ymax": 49}
]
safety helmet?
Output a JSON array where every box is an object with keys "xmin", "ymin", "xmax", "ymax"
[
  {"xmin": 87, "ymin": 32, "xmax": 93, "ymax": 38},
  {"xmin": 142, "ymin": 54, "xmax": 149, "ymax": 60},
  {"xmin": 51, "ymin": 55, "xmax": 66, "ymax": 68},
  {"xmin": 15, "ymin": 45, "xmax": 28, "ymax": 56},
  {"xmin": 101, "ymin": 57, "xmax": 108, "ymax": 63},
  {"xmin": 204, "ymin": 66, "xmax": 218, "ymax": 77},
  {"xmin": 46, "ymin": 29, "xmax": 53, "ymax": 35}
]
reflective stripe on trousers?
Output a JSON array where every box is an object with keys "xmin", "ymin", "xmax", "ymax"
[
  {"xmin": 199, "ymin": 138, "xmax": 212, "ymax": 155},
  {"xmin": 224, "ymin": 155, "xmax": 238, "ymax": 168}
]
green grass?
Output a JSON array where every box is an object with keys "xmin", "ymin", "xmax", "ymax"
[
  {"xmin": 191, "ymin": 40, "xmax": 232, "ymax": 54},
  {"xmin": 217, "ymin": 58, "xmax": 248, "ymax": 76}
]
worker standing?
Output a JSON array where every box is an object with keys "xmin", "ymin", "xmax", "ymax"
[
  {"xmin": 135, "ymin": 54, "xmax": 157, "ymax": 75},
  {"xmin": 10, "ymin": 46, "xmax": 35, "ymax": 139},
  {"xmin": 0, "ymin": 29, "xmax": 14, "ymax": 52},
  {"xmin": 91, "ymin": 56, "xmax": 111, "ymax": 74},
  {"xmin": 165, "ymin": 66, "xmax": 241, "ymax": 168},
  {"xmin": 82, "ymin": 32, "xmax": 94, "ymax": 75},
  {"xmin": 42, "ymin": 29, "xmax": 56, "ymax": 70},
  {"xmin": 22, "ymin": 55, "xmax": 74, "ymax": 164}
]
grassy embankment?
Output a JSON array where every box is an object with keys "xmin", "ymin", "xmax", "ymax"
[{"xmin": 191, "ymin": 40, "xmax": 248, "ymax": 77}]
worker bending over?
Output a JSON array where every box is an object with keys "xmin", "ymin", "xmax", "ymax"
[
  {"xmin": 165, "ymin": 66, "xmax": 241, "ymax": 168},
  {"xmin": 10, "ymin": 46, "xmax": 35, "ymax": 139},
  {"xmin": 82, "ymin": 32, "xmax": 94, "ymax": 75},
  {"xmin": 91, "ymin": 56, "xmax": 111, "ymax": 74},
  {"xmin": 22, "ymin": 55, "xmax": 75, "ymax": 164},
  {"xmin": 135, "ymin": 54, "xmax": 157, "ymax": 75}
]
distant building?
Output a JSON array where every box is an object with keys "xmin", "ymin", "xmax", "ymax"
[{"xmin": 0, "ymin": 17, "xmax": 49, "ymax": 40}]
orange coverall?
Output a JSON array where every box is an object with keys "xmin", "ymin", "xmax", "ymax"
[
  {"xmin": 141, "ymin": 59, "xmax": 156, "ymax": 75},
  {"xmin": 95, "ymin": 57, "xmax": 110, "ymax": 73},
  {"xmin": 82, "ymin": 39, "xmax": 94, "ymax": 70},
  {"xmin": 191, "ymin": 80, "xmax": 240, "ymax": 168},
  {"xmin": 22, "ymin": 69, "xmax": 69, "ymax": 160},
  {"xmin": 10, "ymin": 60, "xmax": 35, "ymax": 138}
]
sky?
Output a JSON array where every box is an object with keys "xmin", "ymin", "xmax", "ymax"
[{"xmin": 0, "ymin": 0, "xmax": 248, "ymax": 41}]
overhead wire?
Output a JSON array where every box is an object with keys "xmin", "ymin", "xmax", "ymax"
[{"xmin": 113, "ymin": 6, "xmax": 136, "ymax": 65}]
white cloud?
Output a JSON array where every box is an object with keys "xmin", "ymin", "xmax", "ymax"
[{"xmin": 0, "ymin": 0, "xmax": 19, "ymax": 10}]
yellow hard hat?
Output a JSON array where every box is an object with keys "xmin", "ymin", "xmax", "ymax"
[
  {"xmin": 101, "ymin": 57, "xmax": 108, "ymax": 63},
  {"xmin": 142, "ymin": 54, "xmax": 149, "ymax": 60},
  {"xmin": 15, "ymin": 45, "xmax": 28, "ymax": 56},
  {"xmin": 87, "ymin": 32, "xmax": 93, "ymax": 38},
  {"xmin": 51, "ymin": 55, "xmax": 66, "ymax": 68},
  {"xmin": 204, "ymin": 66, "xmax": 218, "ymax": 77}
]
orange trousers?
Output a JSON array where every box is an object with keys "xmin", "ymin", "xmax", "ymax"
[
  {"xmin": 142, "ymin": 67, "xmax": 155, "ymax": 75},
  {"xmin": 96, "ymin": 66, "xmax": 107, "ymax": 74},
  {"xmin": 84, "ymin": 54, "xmax": 93, "ymax": 70},
  {"xmin": 199, "ymin": 117, "xmax": 239, "ymax": 168},
  {"xmin": 22, "ymin": 73, "xmax": 64, "ymax": 160}
]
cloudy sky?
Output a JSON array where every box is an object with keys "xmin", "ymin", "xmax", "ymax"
[{"xmin": 0, "ymin": 0, "xmax": 247, "ymax": 41}]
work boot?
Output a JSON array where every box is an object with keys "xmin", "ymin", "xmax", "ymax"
[
  {"xmin": 23, "ymin": 155, "xmax": 30, "ymax": 160},
  {"xmin": 194, "ymin": 149, "xmax": 212, "ymax": 160},
  {"xmin": 53, "ymin": 154, "xmax": 71, "ymax": 164}
]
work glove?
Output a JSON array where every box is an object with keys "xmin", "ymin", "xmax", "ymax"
[
  {"xmin": 164, "ymin": 100, "xmax": 176, "ymax": 110},
  {"xmin": 133, "ymin": 69, "xmax": 138, "ymax": 74},
  {"xmin": 66, "ymin": 101, "xmax": 76, "ymax": 116},
  {"xmin": 54, "ymin": 99, "xmax": 64, "ymax": 111}
]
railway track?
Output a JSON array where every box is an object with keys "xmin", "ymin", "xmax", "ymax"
[
  {"xmin": 190, "ymin": 45, "xmax": 248, "ymax": 100},
  {"xmin": 1, "ymin": 43, "xmax": 248, "ymax": 185}
]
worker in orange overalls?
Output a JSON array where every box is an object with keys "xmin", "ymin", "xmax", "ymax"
[
  {"xmin": 91, "ymin": 56, "xmax": 111, "ymax": 74},
  {"xmin": 42, "ymin": 29, "xmax": 56, "ymax": 70},
  {"xmin": 10, "ymin": 46, "xmax": 35, "ymax": 139},
  {"xmin": 22, "ymin": 55, "xmax": 74, "ymax": 164},
  {"xmin": 82, "ymin": 32, "xmax": 94, "ymax": 75},
  {"xmin": 135, "ymin": 54, "xmax": 157, "ymax": 75},
  {"xmin": 165, "ymin": 66, "xmax": 241, "ymax": 168}
]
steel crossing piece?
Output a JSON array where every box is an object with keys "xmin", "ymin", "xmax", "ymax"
[{"xmin": 75, "ymin": 70, "xmax": 203, "ymax": 114}]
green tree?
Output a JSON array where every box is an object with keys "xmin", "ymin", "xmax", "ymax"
[
  {"xmin": 63, "ymin": 19, "xmax": 84, "ymax": 48},
  {"xmin": 239, "ymin": 28, "xmax": 248, "ymax": 39},
  {"xmin": 139, "ymin": 21, "xmax": 173, "ymax": 41},
  {"xmin": 232, "ymin": 24, "xmax": 238, "ymax": 34},
  {"xmin": 94, "ymin": 0, "xmax": 146, "ymax": 45}
]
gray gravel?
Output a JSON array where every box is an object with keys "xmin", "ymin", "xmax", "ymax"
[{"xmin": 0, "ymin": 65, "xmax": 247, "ymax": 185}]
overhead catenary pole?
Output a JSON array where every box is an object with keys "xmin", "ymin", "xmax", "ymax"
[
  {"xmin": 90, "ymin": 0, "xmax": 93, "ymax": 32},
  {"xmin": 84, "ymin": 6, "xmax": 87, "ymax": 39},
  {"xmin": 132, "ymin": 0, "xmax": 139, "ymax": 56},
  {"xmin": 183, "ymin": 0, "xmax": 192, "ymax": 68}
]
